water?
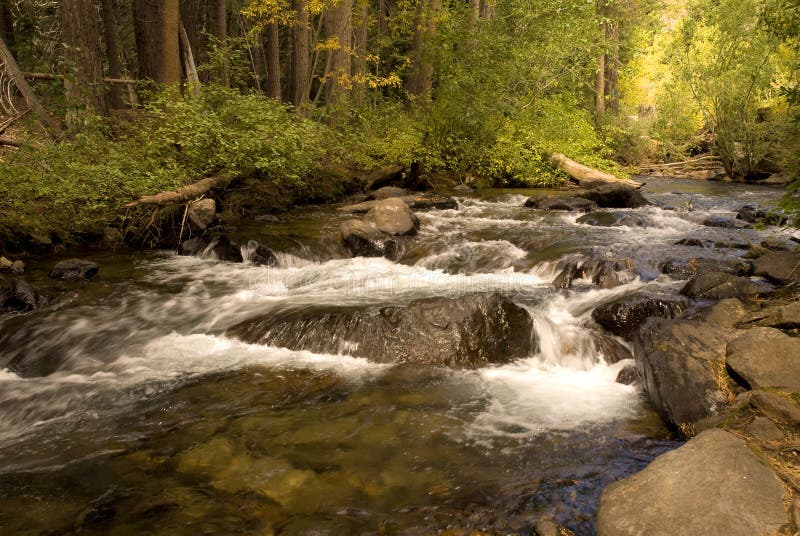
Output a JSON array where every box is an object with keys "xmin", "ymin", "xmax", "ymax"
[{"xmin": 0, "ymin": 177, "xmax": 789, "ymax": 534}]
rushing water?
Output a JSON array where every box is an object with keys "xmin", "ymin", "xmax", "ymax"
[{"xmin": 0, "ymin": 178, "xmax": 790, "ymax": 534}]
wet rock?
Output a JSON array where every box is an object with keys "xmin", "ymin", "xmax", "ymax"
[
  {"xmin": 659, "ymin": 257, "xmax": 751, "ymax": 278},
  {"xmin": 747, "ymin": 416, "xmax": 783, "ymax": 442},
  {"xmin": 594, "ymin": 333, "xmax": 633, "ymax": 364},
  {"xmin": 0, "ymin": 278, "xmax": 46, "ymax": 313},
  {"xmin": 702, "ymin": 215, "xmax": 750, "ymax": 229},
  {"xmin": 634, "ymin": 318, "xmax": 735, "ymax": 428},
  {"xmin": 736, "ymin": 204, "xmax": 790, "ymax": 226},
  {"xmin": 674, "ymin": 238, "xmax": 716, "ymax": 248},
  {"xmin": 49, "ymin": 258, "xmax": 99, "ymax": 281},
  {"xmin": 523, "ymin": 195, "xmax": 597, "ymax": 212},
  {"xmin": 576, "ymin": 211, "xmax": 649, "ymax": 227},
  {"xmin": 363, "ymin": 197, "xmax": 420, "ymax": 236},
  {"xmin": 187, "ymin": 198, "xmax": 216, "ymax": 230},
  {"xmin": 178, "ymin": 235, "xmax": 243, "ymax": 262},
  {"xmin": 553, "ymin": 261, "xmax": 581, "ymax": 289},
  {"xmin": 592, "ymin": 294, "xmax": 688, "ymax": 340},
  {"xmin": 245, "ymin": 240, "xmax": 278, "ymax": 266},
  {"xmin": 597, "ymin": 429, "xmax": 789, "ymax": 536},
  {"xmin": 680, "ymin": 272, "xmax": 764, "ymax": 299},
  {"xmin": 615, "ymin": 364, "xmax": 639, "ymax": 385},
  {"xmin": 406, "ymin": 194, "xmax": 458, "ymax": 211},
  {"xmin": 574, "ymin": 183, "xmax": 649, "ymax": 208},
  {"xmin": 726, "ymin": 327, "xmax": 800, "ymax": 391},
  {"xmin": 697, "ymin": 298, "xmax": 748, "ymax": 328},
  {"xmin": 760, "ymin": 237, "xmax": 794, "ymax": 251},
  {"xmin": 0, "ymin": 257, "xmax": 24, "ymax": 274},
  {"xmin": 368, "ymin": 186, "xmax": 409, "ymax": 200},
  {"xmin": 552, "ymin": 255, "xmax": 630, "ymax": 289},
  {"xmin": 453, "ymin": 184, "xmax": 474, "ymax": 193},
  {"xmin": 752, "ymin": 250, "xmax": 800, "ymax": 284},
  {"xmin": 228, "ymin": 292, "xmax": 535, "ymax": 369},
  {"xmin": 339, "ymin": 219, "xmax": 387, "ymax": 257}
]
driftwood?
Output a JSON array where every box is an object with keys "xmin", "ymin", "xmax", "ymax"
[
  {"xmin": 365, "ymin": 164, "xmax": 405, "ymax": 190},
  {"xmin": 547, "ymin": 153, "xmax": 642, "ymax": 188},
  {"xmin": 178, "ymin": 22, "xmax": 201, "ymax": 97},
  {"xmin": 0, "ymin": 135, "xmax": 20, "ymax": 147},
  {"xmin": 124, "ymin": 174, "xmax": 231, "ymax": 208}
]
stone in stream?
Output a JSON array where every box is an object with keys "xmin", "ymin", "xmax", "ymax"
[
  {"xmin": 592, "ymin": 293, "xmax": 688, "ymax": 340},
  {"xmin": 363, "ymin": 197, "xmax": 420, "ymax": 236},
  {"xmin": 0, "ymin": 278, "xmax": 46, "ymax": 313},
  {"xmin": 339, "ymin": 219, "xmax": 388, "ymax": 257},
  {"xmin": 597, "ymin": 429, "xmax": 789, "ymax": 536},
  {"xmin": 523, "ymin": 195, "xmax": 597, "ymax": 212},
  {"xmin": 453, "ymin": 184, "xmax": 474, "ymax": 193},
  {"xmin": 574, "ymin": 183, "xmax": 649, "ymax": 209},
  {"xmin": 178, "ymin": 235, "xmax": 243, "ymax": 262},
  {"xmin": 752, "ymin": 250, "xmax": 800, "ymax": 284},
  {"xmin": 49, "ymin": 258, "xmax": 99, "ymax": 281},
  {"xmin": 187, "ymin": 198, "xmax": 216, "ymax": 230},
  {"xmin": 245, "ymin": 240, "xmax": 278, "ymax": 266},
  {"xmin": 680, "ymin": 271, "xmax": 765, "ymax": 299},
  {"xmin": 227, "ymin": 292, "xmax": 535, "ymax": 368},
  {"xmin": 696, "ymin": 298, "xmax": 748, "ymax": 328},
  {"xmin": 552, "ymin": 255, "xmax": 631, "ymax": 289},
  {"xmin": 367, "ymin": 186, "xmax": 408, "ymax": 200},
  {"xmin": 576, "ymin": 211, "xmax": 649, "ymax": 228},
  {"xmin": 726, "ymin": 327, "xmax": 800, "ymax": 392},
  {"xmin": 736, "ymin": 204, "xmax": 790, "ymax": 226},
  {"xmin": 615, "ymin": 363, "xmax": 639, "ymax": 385},
  {"xmin": 702, "ymin": 215, "xmax": 750, "ymax": 229},
  {"xmin": 634, "ymin": 318, "xmax": 735, "ymax": 429},
  {"xmin": 659, "ymin": 257, "xmax": 751, "ymax": 278},
  {"xmin": 338, "ymin": 194, "xmax": 457, "ymax": 214}
]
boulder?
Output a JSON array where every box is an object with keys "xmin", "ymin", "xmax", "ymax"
[
  {"xmin": 702, "ymin": 215, "xmax": 750, "ymax": 229},
  {"xmin": 659, "ymin": 257, "xmax": 751, "ymax": 278},
  {"xmin": 752, "ymin": 300, "xmax": 800, "ymax": 328},
  {"xmin": 552, "ymin": 256, "xmax": 630, "ymax": 289},
  {"xmin": 0, "ymin": 257, "xmax": 24, "ymax": 274},
  {"xmin": 574, "ymin": 183, "xmax": 649, "ymax": 208},
  {"xmin": 752, "ymin": 251, "xmax": 800, "ymax": 284},
  {"xmin": 760, "ymin": 237, "xmax": 794, "ymax": 252},
  {"xmin": 736, "ymin": 204, "xmax": 790, "ymax": 226},
  {"xmin": 597, "ymin": 429, "xmax": 789, "ymax": 536},
  {"xmin": 363, "ymin": 197, "xmax": 419, "ymax": 236},
  {"xmin": 406, "ymin": 195, "xmax": 458, "ymax": 211},
  {"xmin": 228, "ymin": 292, "xmax": 535, "ymax": 369},
  {"xmin": 245, "ymin": 240, "xmax": 278, "ymax": 266},
  {"xmin": 697, "ymin": 298, "xmax": 748, "ymax": 328},
  {"xmin": 594, "ymin": 334, "xmax": 633, "ymax": 364},
  {"xmin": 368, "ymin": 186, "xmax": 409, "ymax": 200},
  {"xmin": 592, "ymin": 294, "xmax": 688, "ymax": 340},
  {"xmin": 453, "ymin": 184, "xmax": 474, "ymax": 193},
  {"xmin": 0, "ymin": 279, "xmax": 46, "ymax": 313},
  {"xmin": 0, "ymin": 257, "xmax": 11, "ymax": 271},
  {"xmin": 553, "ymin": 261, "xmax": 581, "ymax": 289},
  {"xmin": 634, "ymin": 318, "xmax": 735, "ymax": 428},
  {"xmin": 523, "ymin": 195, "xmax": 597, "ymax": 212},
  {"xmin": 576, "ymin": 211, "xmax": 649, "ymax": 228},
  {"xmin": 338, "ymin": 219, "xmax": 387, "ymax": 257},
  {"xmin": 747, "ymin": 417, "xmax": 784, "ymax": 442},
  {"xmin": 726, "ymin": 327, "xmax": 800, "ymax": 391},
  {"xmin": 178, "ymin": 235, "xmax": 243, "ymax": 262},
  {"xmin": 49, "ymin": 258, "xmax": 99, "ymax": 281},
  {"xmin": 187, "ymin": 198, "xmax": 216, "ymax": 230},
  {"xmin": 680, "ymin": 272, "xmax": 764, "ymax": 299},
  {"xmin": 743, "ymin": 390, "xmax": 800, "ymax": 426}
]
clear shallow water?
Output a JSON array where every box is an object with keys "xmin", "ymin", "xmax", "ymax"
[{"xmin": 0, "ymin": 177, "xmax": 788, "ymax": 534}]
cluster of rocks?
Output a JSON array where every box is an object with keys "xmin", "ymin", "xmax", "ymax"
[{"xmin": 1, "ymin": 258, "xmax": 101, "ymax": 314}]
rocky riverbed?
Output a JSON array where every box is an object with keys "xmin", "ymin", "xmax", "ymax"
[{"xmin": 0, "ymin": 177, "xmax": 798, "ymax": 534}]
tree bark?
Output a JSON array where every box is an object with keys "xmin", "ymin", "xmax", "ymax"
[
  {"xmin": 265, "ymin": 22, "xmax": 281, "ymax": 99},
  {"xmin": 61, "ymin": 0, "xmax": 108, "ymax": 115},
  {"xmin": 547, "ymin": 153, "xmax": 642, "ymax": 187},
  {"xmin": 0, "ymin": 0, "xmax": 15, "ymax": 57},
  {"xmin": 133, "ymin": 0, "xmax": 160, "ymax": 80},
  {"xmin": 323, "ymin": 0, "xmax": 353, "ymax": 106},
  {"xmin": 215, "ymin": 0, "xmax": 229, "ymax": 86},
  {"xmin": 290, "ymin": 0, "xmax": 310, "ymax": 109},
  {"xmin": 0, "ymin": 35, "xmax": 61, "ymax": 135},
  {"xmin": 595, "ymin": 52, "xmax": 605, "ymax": 120},
  {"xmin": 158, "ymin": 0, "xmax": 181, "ymax": 85},
  {"xmin": 101, "ymin": 0, "xmax": 123, "ymax": 108},
  {"xmin": 408, "ymin": 0, "xmax": 441, "ymax": 97},
  {"xmin": 179, "ymin": 20, "xmax": 200, "ymax": 95},
  {"xmin": 605, "ymin": 19, "xmax": 620, "ymax": 115},
  {"xmin": 351, "ymin": 0, "xmax": 369, "ymax": 105}
]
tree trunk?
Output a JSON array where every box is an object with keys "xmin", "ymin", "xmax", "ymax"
[
  {"xmin": 605, "ymin": 19, "xmax": 620, "ymax": 115},
  {"xmin": 158, "ymin": 0, "xmax": 181, "ymax": 85},
  {"xmin": 290, "ymin": 0, "xmax": 310, "ymax": 109},
  {"xmin": 0, "ymin": 0, "xmax": 15, "ymax": 57},
  {"xmin": 323, "ymin": 0, "xmax": 353, "ymax": 106},
  {"xmin": 351, "ymin": 0, "xmax": 369, "ymax": 105},
  {"xmin": 408, "ymin": 0, "xmax": 441, "ymax": 97},
  {"xmin": 265, "ymin": 22, "xmax": 281, "ymax": 99},
  {"xmin": 595, "ymin": 52, "xmax": 605, "ymax": 120},
  {"xmin": 215, "ymin": 0, "xmax": 229, "ymax": 86},
  {"xmin": 61, "ymin": 0, "xmax": 108, "ymax": 115},
  {"xmin": 179, "ymin": 20, "xmax": 200, "ymax": 95},
  {"xmin": 547, "ymin": 153, "xmax": 642, "ymax": 187},
  {"xmin": 0, "ymin": 35, "xmax": 61, "ymax": 135},
  {"xmin": 101, "ymin": 0, "xmax": 123, "ymax": 108},
  {"xmin": 133, "ymin": 0, "xmax": 160, "ymax": 80}
]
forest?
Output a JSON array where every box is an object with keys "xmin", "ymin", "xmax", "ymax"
[{"xmin": 0, "ymin": 0, "xmax": 797, "ymax": 246}]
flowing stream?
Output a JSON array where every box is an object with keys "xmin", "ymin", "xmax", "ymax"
[{"xmin": 0, "ymin": 178, "xmax": 789, "ymax": 534}]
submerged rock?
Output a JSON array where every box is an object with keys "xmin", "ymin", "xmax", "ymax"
[
  {"xmin": 49, "ymin": 258, "xmax": 99, "ymax": 281},
  {"xmin": 598, "ymin": 429, "xmax": 789, "ymax": 536},
  {"xmin": 228, "ymin": 292, "xmax": 535, "ymax": 368},
  {"xmin": 702, "ymin": 215, "xmax": 750, "ymax": 229},
  {"xmin": 680, "ymin": 271, "xmax": 765, "ymax": 299},
  {"xmin": 178, "ymin": 235, "xmax": 243, "ymax": 262},
  {"xmin": 726, "ymin": 327, "xmax": 800, "ymax": 391},
  {"xmin": 659, "ymin": 257, "xmax": 751, "ymax": 279},
  {"xmin": 524, "ymin": 195, "xmax": 597, "ymax": 212},
  {"xmin": 245, "ymin": 240, "xmax": 278, "ymax": 266},
  {"xmin": 574, "ymin": 183, "xmax": 649, "ymax": 209},
  {"xmin": 576, "ymin": 211, "xmax": 649, "ymax": 228},
  {"xmin": 592, "ymin": 294, "xmax": 688, "ymax": 340},
  {"xmin": 363, "ymin": 197, "xmax": 420, "ymax": 236},
  {"xmin": 634, "ymin": 318, "xmax": 735, "ymax": 429},
  {"xmin": 0, "ymin": 278, "xmax": 46, "ymax": 313}
]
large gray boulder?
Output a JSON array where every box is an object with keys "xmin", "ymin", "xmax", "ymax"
[
  {"xmin": 680, "ymin": 272, "xmax": 764, "ymax": 299},
  {"xmin": 598, "ymin": 429, "xmax": 789, "ymax": 536},
  {"xmin": 524, "ymin": 195, "xmax": 597, "ymax": 212},
  {"xmin": 634, "ymin": 318, "xmax": 734, "ymax": 428},
  {"xmin": 752, "ymin": 251, "xmax": 800, "ymax": 284},
  {"xmin": 592, "ymin": 294, "xmax": 688, "ymax": 340},
  {"xmin": 363, "ymin": 197, "xmax": 420, "ymax": 236},
  {"xmin": 726, "ymin": 327, "xmax": 800, "ymax": 391},
  {"xmin": 228, "ymin": 292, "xmax": 534, "ymax": 368},
  {"xmin": 575, "ymin": 183, "xmax": 649, "ymax": 208}
]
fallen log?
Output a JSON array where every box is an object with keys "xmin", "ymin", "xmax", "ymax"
[
  {"xmin": 124, "ymin": 174, "xmax": 232, "ymax": 208},
  {"xmin": 364, "ymin": 164, "xmax": 405, "ymax": 191},
  {"xmin": 547, "ymin": 153, "xmax": 642, "ymax": 188}
]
